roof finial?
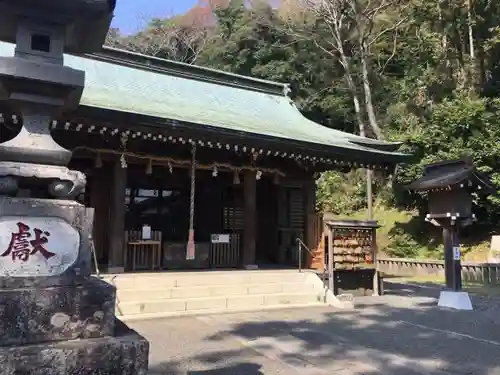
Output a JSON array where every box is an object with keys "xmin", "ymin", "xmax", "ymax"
[
  {"xmin": 461, "ymin": 153, "xmax": 473, "ymax": 165},
  {"xmin": 283, "ymin": 84, "xmax": 291, "ymax": 97}
]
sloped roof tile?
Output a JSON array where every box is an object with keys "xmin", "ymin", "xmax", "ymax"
[{"xmin": 0, "ymin": 42, "xmax": 409, "ymax": 161}]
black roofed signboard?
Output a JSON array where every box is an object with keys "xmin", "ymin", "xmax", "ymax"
[{"xmin": 408, "ymin": 158, "xmax": 493, "ymax": 219}]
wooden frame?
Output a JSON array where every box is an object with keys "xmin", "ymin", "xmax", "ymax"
[
  {"xmin": 324, "ymin": 219, "xmax": 381, "ymax": 296},
  {"xmin": 124, "ymin": 230, "xmax": 163, "ymax": 271}
]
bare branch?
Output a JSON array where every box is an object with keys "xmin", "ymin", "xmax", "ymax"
[
  {"xmin": 293, "ymin": 0, "xmax": 368, "ymax": 135},
  {"xmin": 121, "ymin": 18, "xmax": 212, "ymax": 64},
  {"xmin": 366, "ymin": 14, "xmax": 409, "ymax": 48},
  {"xmin": 379, "ymin": 29, "xmax": 399, "ymax": 73}
]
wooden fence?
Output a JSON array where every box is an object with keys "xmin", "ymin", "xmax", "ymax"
[{"xmin": 377, "ymin": 257, "xmax": 500, "ymax": 285}]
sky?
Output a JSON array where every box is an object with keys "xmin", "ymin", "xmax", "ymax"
[{"xmin": 111, "ymin": 0, "xmax": 199, "ymax": 35}]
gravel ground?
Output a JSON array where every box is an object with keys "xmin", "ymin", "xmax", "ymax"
[{"xmin": 128, "ymin": 282, "xmax": 500, "ymax": 375}]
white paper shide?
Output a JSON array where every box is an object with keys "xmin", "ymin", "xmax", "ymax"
[{"xmin": 0, "ymin": 216, "xmax": 80, "ymax": 277}]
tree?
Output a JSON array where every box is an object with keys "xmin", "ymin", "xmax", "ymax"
[
  {"xmin": 125, "ymin": 17, "xmax": 210, "ymax": 63},
  {"xmin": 105, "ymin": 28, "xmax": 126, "ymax": 49},
  {"xmin": 105, "ymin": 3, "xmax": 215, "ymax": 63},
  {"xmin": 285, "ymin": 1, "xmax": 369, "ymax": 137},
  {"xmin": 198, "ymin": 0, "xmax": 356, "ymax": 132}
]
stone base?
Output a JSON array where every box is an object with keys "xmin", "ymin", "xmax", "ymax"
[
  {"xmin": 0, "ymin": 319, "xmax": 149, "ymax": 374},
  {"xmin": 107, "ymin": 266, "xmax": 125, "ymax": 274},
  {"xmin": 0, "ymin": 277, "xmax": 116, "ymax": 346},
  {"xmin": 438, "ymin": 291, "xmax": 473, "ymax": 310}
]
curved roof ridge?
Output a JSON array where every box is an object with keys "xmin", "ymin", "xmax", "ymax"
[
  {"xmin": 288, "ymin": 102, "xmax": 403, "ymax": 152},
  {"xmin": 88, "ymin": 46, "xmax": 290, "ymax": 96}
]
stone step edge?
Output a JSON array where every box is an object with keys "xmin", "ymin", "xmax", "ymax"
[
  {"xmin": 103, "ymin": 275, "xmax": 309, "ymax": 286},
  {"xmin": 116, "ymin": 292, "xmax": 321, "ymax": 306},
  {"xmin": 118, "ymin": 302, "xmax": 328, "ymax": 322},
  {"xmin": 114, "ymin": 281, "xmax": 314, "ymax": 293},
  {"xmin": 107, "ymin": 280, "xmax": 310, "ymax": 289},
  {"xmin": 99, "ymin": 270, "xmax": 311, "ymax": 278},
  {"xmin": 100, "ymin": 271, "xmax": 314, "ymax": 281}
]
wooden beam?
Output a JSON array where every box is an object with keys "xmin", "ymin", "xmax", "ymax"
[
  {"xmin": 108, "ymin": 157, "xmax": 127, "ymax": 273},
  {"xmin": 67, "ymin": 105, "xmax": 407, "ymax": 166},
  {"xmin": 372, "ymin": 228, "xmax": 380, "ymax": 296},
  {"xmin": 328, "ymin": 226, "xmax": 334, "ymax": 294},
  {"xmin": 303, "ymin": 178, "xmax": 316, "ymax": 251},
  {"xmin": 88, "ymin": 164, "xmax": 111, "ymax": 265},
  {"xmin": 242, "ymin": 170, "xmax": 257, "ymax": 267}
]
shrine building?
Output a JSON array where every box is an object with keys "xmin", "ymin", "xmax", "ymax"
[{"xmin": 0, "ymin": 41, "xmax": 409, "ymax": 274}]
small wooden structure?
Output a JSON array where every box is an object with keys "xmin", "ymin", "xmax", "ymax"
[
  {"xmin": 306, "ymin": 213, "xmax": 326, "ymax": 271},
  {"xmin": 124, "ymin": 230, "xmax": 162, "ymax": 271},
  {"xmin": 407, "ymin": 158, "xmax": 493, "ymax": 291},
  {"xmin": 329, "ymin": 221, "xmax": 377, "ymax": 269},
  {"xmin": 309, "ymin": 214, "xmax": 382, "ymax": 295}
]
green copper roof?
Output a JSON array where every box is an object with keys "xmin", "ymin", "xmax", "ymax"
[{"xmin": 0, "ymin": 42, "xmax": 407, "ymax": 160}]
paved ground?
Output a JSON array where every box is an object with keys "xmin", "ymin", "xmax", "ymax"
[{"xmin": 128, "ymin": 283, "xmax": 500, "ymax": 375}]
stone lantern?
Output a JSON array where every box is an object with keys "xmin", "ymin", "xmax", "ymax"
[
  {"xmin": 408, "ymin": 158, "xmax": 493, "ymax": 310},
  {"xmin": 0, "ymin": 0, "xmax": 115, "ymax": 176},
  {"xmin": 0, "ymin": 1, "xmax": 149, "ymax": 373}
]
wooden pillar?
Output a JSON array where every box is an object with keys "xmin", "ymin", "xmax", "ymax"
[
  {"xmin": 88, "ymin": 165, "xmax": 111, "ymax": 265},
  {"xmin": 242, "ymin": 170, "xmax": 257, "ymax": 268},
  {"xmin": 303, "ymin": 178, "xmax": 316, "ymax": 250},
  {"xmin": 108, "ymin": 158, "xmax": 127, "ymax": 273},
  {"xmin": 328, "ymin": 226, "xmax": 335, "ymax": 294},
  {"xmin": 372, "ymin": 228, "xmax": 380, "ymax": 296}
]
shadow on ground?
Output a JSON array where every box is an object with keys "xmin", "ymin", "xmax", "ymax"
[
  {"xmin": 145, "ymin": 283, "xmax": 500, "ymax": 374},
  {"xmin": 148, "ymin": 362, "xmax": 264, "ymax": 375}
]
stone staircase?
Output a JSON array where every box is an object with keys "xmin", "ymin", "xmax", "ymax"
[{"xmin": 102, "ymin": 270, "xmax": 336, "ymax": 321}]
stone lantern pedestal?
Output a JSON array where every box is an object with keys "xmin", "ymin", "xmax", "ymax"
[{"xmin": 0, "ymin": 1, "xmax": 149, "ymax": 373}]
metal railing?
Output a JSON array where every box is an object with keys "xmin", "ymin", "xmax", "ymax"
[
  {"xmin": 296, "ymin": 238, "xmax": 328, "ymax": 287},
  {"xmin": 296, "ymin": 238, "xmax": 313, "ymax": 273}
]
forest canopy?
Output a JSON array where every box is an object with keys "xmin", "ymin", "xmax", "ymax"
[{"xmin": 106, "ymin": 0, "xmax": 500, "ymax": 259}]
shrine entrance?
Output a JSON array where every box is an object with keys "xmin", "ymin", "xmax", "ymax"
[
  {"xmin": 121, "ymin": 166, "xmax": 244, "ymax": 271},
  {"xmin": 65, "ymin": 142, "xmax": 320, "ymax": 275}
]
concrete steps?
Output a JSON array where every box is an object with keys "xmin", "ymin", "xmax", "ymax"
[{"xmin": 102, "ymin": 270, "xmax": 331, "ymax": 320}]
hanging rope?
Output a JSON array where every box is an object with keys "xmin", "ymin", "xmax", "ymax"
[
  {"xmin": 186, "ymin": 143, "xmax": 196, "ymax": 260},
  {"xmin": 73, "ymin": 146, "xmax": 285, "ymax": 176},
  {"xmin": 189, "ymin": 143, "xmax": 196, "ymax": 233}
]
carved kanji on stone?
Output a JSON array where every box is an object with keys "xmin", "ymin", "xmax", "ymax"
[{"xmin": 1, "ymin": 222, "xmax": 55, "ymax": 262}]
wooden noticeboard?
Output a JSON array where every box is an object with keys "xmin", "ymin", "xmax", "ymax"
[{"xmin": 324, "ymin": 219, "xmax": 380, "ymax": 296}]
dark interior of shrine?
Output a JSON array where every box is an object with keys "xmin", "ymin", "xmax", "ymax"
[{"xmin": 74, "ymin": 159, "xmax": 306, "ymax": 270}]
